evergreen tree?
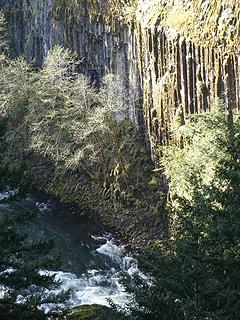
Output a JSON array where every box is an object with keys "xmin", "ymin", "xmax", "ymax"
[
  {"xmin": 111, "ymin": 101, "xmax": 240, "ymax": 320},
  {"xmin": 0, "ymin": 14, "xmax": 67, "ymax": 319},
  {"xmin": 0, "ymin": 86, "xmax": 66, "ymax": 319},
  {"xmin": 0, "ymin": 209, "xmax": 66, "ymax": 320}
]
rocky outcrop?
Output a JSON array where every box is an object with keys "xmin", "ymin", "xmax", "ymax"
[
  {"xmin": 58, "ymin": 304, "xmax": 110, "ymax": 320},
  {"xmin": 0, "ymin": 0, "xmax": 141, "ymax": 124},
  {"xmin": 3, "ymin": 1, "xmax": 240, "ymax": 154},
  {"xmin": 135, "ymin": 0, "xmax": 240, "ymax": 155},
  {"xmin": 2, "ymin": 0, "xmax": 239, "ymax": 248}
]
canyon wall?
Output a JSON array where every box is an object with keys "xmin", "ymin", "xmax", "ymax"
[
  {"xmin": 0, "ymin": 0, "xmax": 141, "ymax": 123},
  {"xmin": 1, "ymin": 0, "xmax": 240, "ymax": 154},
  {"xmin": 135, "ymin": 0, "xmax": 240, "ymax": 157}
]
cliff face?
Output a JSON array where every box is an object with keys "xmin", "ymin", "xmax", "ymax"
[
  {"xmin": 1, "ymin": 0, "xmax": 240, "ymax": 153},
  {"xmin": 1, "ymin": 0, "xmax": 53, "ymax": 64},
  {"xmin": 1, "ymin": 0, "xmax": 141, "ymax": 123},
  {"xmin": 135, "ymin": 0, "xmax": 240, "ymax": 155}
]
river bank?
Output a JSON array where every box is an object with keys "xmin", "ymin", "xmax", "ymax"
[{"xmin": 25, "ymin": 146, "xmax": 165, "ymax": 252}]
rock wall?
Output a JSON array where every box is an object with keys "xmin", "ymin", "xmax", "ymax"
[
  {"xmin": 135, "ymin": 0, "xmax": 240, "ymax": 154},
  {"xmin": 2, "ymin": 0, "xmax": 240, "ymax": 153},
  {"xmin": 0, "ymin": 0, "xmax": 141, "ymax": 123}
]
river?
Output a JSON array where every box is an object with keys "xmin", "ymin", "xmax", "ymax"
[{"xmin": 0, "ymin": 190, "xmax": 144, "ymax": 310}]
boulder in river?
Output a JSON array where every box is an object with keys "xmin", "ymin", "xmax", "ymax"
[{"xmin": 59, "ymin": 304, "xmax": 111, "ymax": 320}]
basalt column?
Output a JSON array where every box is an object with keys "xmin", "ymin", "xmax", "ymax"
[
  {"xmin": 135, "ymin": 0, "xmax": 240, "ymax": 154},
  {"xmin": 1, "ymin": 0, "xmax": 142, "ymax": 124}
]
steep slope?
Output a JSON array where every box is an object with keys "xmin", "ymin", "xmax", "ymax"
[
  {"xmin": 2, "ymin": 1, "xmax": 240, "ymax": 146},
  {"xmin": 1, "ymin": 0, "xmax": 140, "ymax": 122},
  {"xmin": 1, "ymin": 0, "xmax": 240, "ymax": 247},
  {"xmin": 135, "ymin": 0, "xmax": 240, "ymax": 154}
]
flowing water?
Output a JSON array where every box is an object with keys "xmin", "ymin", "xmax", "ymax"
[{"xmin": 0, "ymin": 191, "xmax": 144, "ymax": 309}]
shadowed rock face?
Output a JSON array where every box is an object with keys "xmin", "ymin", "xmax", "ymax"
[
  {"xmin": 2, "ymin": 0, "xmax": 128, "ymax": 71},
  {"xmin": 0, "ymin": 0, "xmax": 141, "ymax": 124},
  {"xmin": 2, "ymin": 0, "xmax": 240, "ymax": 153},
  {"xmin": 1, "ymin": 0, "xmax": 53, "ymax": 65}
]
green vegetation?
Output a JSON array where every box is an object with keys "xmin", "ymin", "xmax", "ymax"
[
  {"xmin": 0, "ymin": 13, "xmax": 66, "ymax": 319},
  {"xmin": 0, "ymin": 11, "xmax": 160, "ymax": 316},
  {"xmin": 0, "ymin": 95, "xmax": 65, "ymax": 319},
  {"xmin": 52, "ymin": 0, "xmax": 137, "ymax": 23},
  {"xmin": 0, "ymin": 208, "xmax": 66, "ymax": 320},
  {"xmin": 161, "ymin": 99, "xmax": 228, "ymax": 201},
  {"xmin": 111, "ymin": 101, "xmax": 240, "ymax": 319},
  {"xmin": 0, "ymin": 36, "xmax": 162, "ymax": 246},
  {"xmin": 62, "ymin": 304, "xmax": 110, "ymax": 320},
  {"xmin": 1, "ymin": 4, "xmax": 240, "ymax": 319},
  {"xmin": 136, "ymin": 0, "xmax": 239, "ymax": 53}
]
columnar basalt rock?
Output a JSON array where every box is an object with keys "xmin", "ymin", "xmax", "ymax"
[
  {"xmin": 0, "ymin": 0, "xmax": 141, "ymax": 123},
  {"xmin": 1, "ymin": 0, "xmax": 240, "ymax": 152},
  {"xmin": 1, "ymin": 0, "xmax": 53, "ymax": 65},
  {"xmin": 139, "ymin": 28, "xmax": 240, "ymax": 147},
  {"xmin": 135, "ymin": 0, "xmax": 240, "ymax": 154},
  {"xmin": 1, "ymin": 0, "xmax": 240, "ymax": 248}
]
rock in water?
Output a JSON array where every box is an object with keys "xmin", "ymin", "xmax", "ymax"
[{"xmin": 61, "ymin": 304, "xmax": 110, "ymax": 320}]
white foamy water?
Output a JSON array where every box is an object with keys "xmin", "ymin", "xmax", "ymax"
[
  {"xmin": 43, "ymin": 268, "xmax": 128, "ymax": 308},
  {"xmin": 42, "ymin": 235, "xmax": 144, "ymax": 310},
  {"xmin": 0, "ymin": 188, "xmax": 19, "ymax": 201},
  {"xmin": 26, "ymin": 195, "xmax": 54, "ymax": 214},
  {"xmin": 2, "ymin": 237, "xmax": 137, "ymax": 311},
  {"xmin": 96, "ymin": 236, "xmax": 147, "ymax": 280},
  {"xmin": 0, "ymin": 193, "xmax": 147, "ymax": 312}
]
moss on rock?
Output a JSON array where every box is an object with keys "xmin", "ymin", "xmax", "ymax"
[
  {"xmin": 136, "ymin": 0, "xmax": 240, "ymax": 54},
  {"xmin": 61, "ymin": 304, "xmax": 110, "ymax": 320}
]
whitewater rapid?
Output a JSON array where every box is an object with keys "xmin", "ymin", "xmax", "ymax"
[
  {"xmin": 31, "ymin": 195, "xmax": 146, "ymax": 309},
  {"xmin": 0, "ymin": 191, "xmax": 146, "ymax": 310},
  {"xmin": 43, "ymin": 234, "xmax": 143, "ymax": 309}
]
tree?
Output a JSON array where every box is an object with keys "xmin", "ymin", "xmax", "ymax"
[
  {"xmin": 0, "ymin": 105, "xmax": 66, "ymax": 320},
  {"xmin": 111, "ymin": 100, "xmax": 240, "ymax": 320},
  {"xmin": 0, "ymin": 209, "xmax": 66, "ymax": 320},
  {"xmin": 0, "ymin": 80, "xmax": 66, "ymax": 320},
  {"xmin": 0, "ymin": 14, "xmax": 67, "ymax": 319},
  {"xmin": 0, "ymin": 10, "xmax": 7, "ymax": 64},
  {"xmin": 159, "ymin": 108, "xmax": 240, "ymax": 319},
  {"xmin": 27, "ymin": 46, "xmax": 129, "ymax": 175}
]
